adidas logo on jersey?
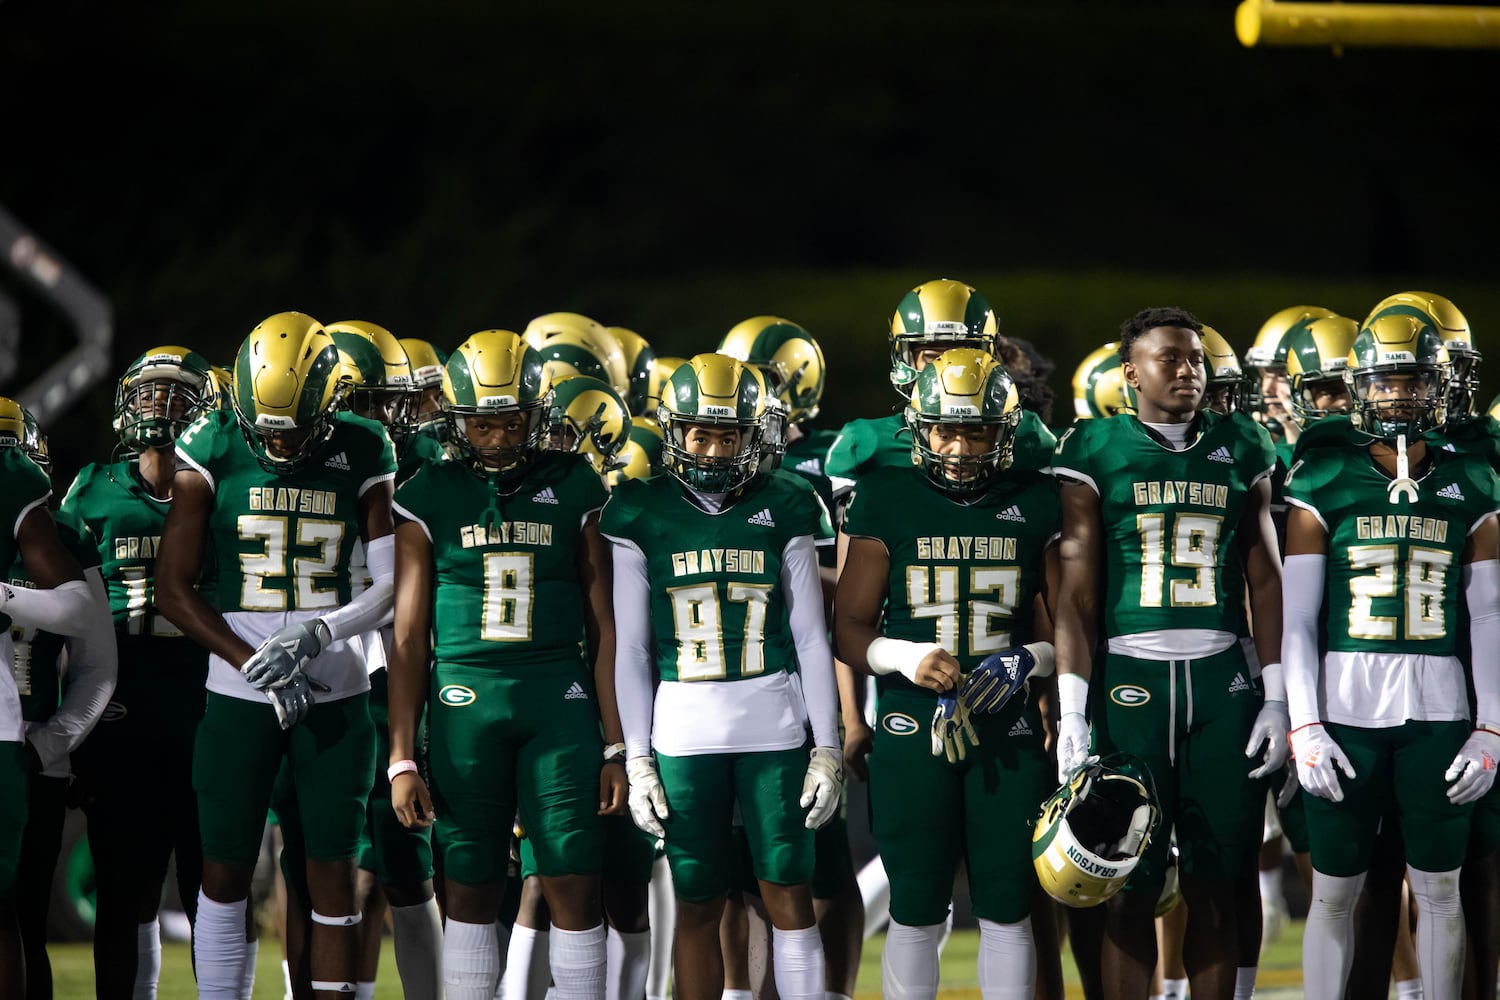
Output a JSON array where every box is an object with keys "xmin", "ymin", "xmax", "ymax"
[
  {"xmin": 1228, "ymin": 672, "xmax": 1251, "ymax": 694},
  {"xmin": 533, "ymin": 486, "xmax": 559, "ymax": 504},
  {"xmin": 1438, "ymin": 482, "xmax": 1465, "ymax": 501},
  {"xmin": 1207, "ymin": 446, "xmax": 1234, "ymax": 464},
  {"xmin": 564, "ymin": 681, "xmax": 589, "ymax": 701},
  {"xmin": 1008, "ymin": 716, "xmax": 1033, "ymax": 737},
  {"xmin": 995, "ymin": 505, "xmax": 1026, "ymax": 522},
  {"xmin": 747, "ymin": 508, "xmax": 776, "ymax": 527},
  {"xmin": 324, "ymin": 451, "xmax": 351, "ymax": 471}
]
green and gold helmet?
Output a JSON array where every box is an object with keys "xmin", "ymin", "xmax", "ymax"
[
  {"xmin": 1364, "ymin": 291, "xmax": 1477, "ymax": 417},
  {"xmin": 605, "ymin": 326, "xmax": 657, "ymax": 416},
  {"xmin": 112, "ymin": 345, "xmax": 215, "ymax": 450},
  {"xmin": 1033, "ymin": 754, "xmax": 1159, "ymax": 909},
  {"xmin": 326, "ymin": 320, "xmax": 415, "ymax": 430},
  {"xmin": 1244, "ymin": 305, "xmax": 1337, "ymax": 415},
  {"xmin": 606, "ymin": 416, "xmax": 665, "ymax": 489},
  {"xmin": 443, "ymin": 330, "xmax": 553, "ymax": 475},
  {"xmin": 398, "ymin": 336, "xmax": 450, "ymax": 441},
  {"xmin": 545, "ymin": 374, "xmax": 631, "ymax": 476},
  {"xmin": 905, "ymin": 349, "xmax": 1021, "ymax": 495},
  {"xmin": 1071, "ymin": 342, "xmax": 1134, "ymax": 420},
  {"xmin": 1198, "ymin": 325, "xmax": 1244, "ymax": 415},
  {"xmin": 644, "ymin": 355, "xmax": 689, "ymax": 418},
  {"xmin": 889, "ymin": 278, "xmax": 998, "ymax": 397},
  {"xmin": 1283, "ymin": 314, "xmax": 1358, "ymax": 427},
  {"xmin": 1488, "ymin": 393, "xmax": 1500, "ymax": 423},
  {"xmin": 658, "ymin": 352, "xmax": 766, "ymax": 493},
  {"xmin": 207, "ymin": 365, "xmax": 234, "ymax": 411},
  {"xmin": 717, "ymin": 316, "xmax": 827, "ymax": 426},
  {"xmin": 1345, "ymin": 312, "xmax": 1450, "ymax": 440},
  {"xmin": 0, "ymin": 397, "xmax": 49, "ymax": 475},
  {"xmin": 231, "ymin": 313, "xmax": 348, "ymax": 474},
  {"xmin": 523, "ymin": 312, "xmax": 629, "ymax": 398}
]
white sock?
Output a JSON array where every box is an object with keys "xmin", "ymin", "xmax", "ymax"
[
  {"xmin": 1303, "ymin": 869, "xmax": 1366, "ymax": 1000},
  {"xmin": 282, "ymin": 957, "xmax": 294, "ymax": 1000},
  {"xmin": 608, "ymin": 927, "xmax": 651, "ymax": 1000},
  {"xmin": 1234, "ymin": 965, "xmax": 1257, "ymax": 999},
  {"xmin": 446, "ymin": 917, "xmax": 504, "ymax": 1000},
  {"xmin": 1259, "ymin": 866, "xmax": 1283, "ymax": 906},
  {"xmin": 1150, "ymin": 994, "xmax": 1165, "ymax": 1000},
  {"xmin": 976, "ymin": 917, "xmax": 1035, "ymax": 1000},
  {"xmin": 241, "ymin": 937, "xmax": 259, "ymax": 1000},
  {"xmin": 193, "ymin": 892, "xmax": 249, "ymax": 997},
  {"xmin": 391, "ymin": 898, "xmax": 445, "ymax": 1000},
  {"xmin": 857, "ymin": 855, "xmax": 892, "ymax": 940},
  {"xmin": 133, "ymin": 918, "xmax": 161, "ymax": 1000},
  {"xmin": 495, "ymin": 919, "xmax": 512, "ymax": 1000},
  {"xmin": 881, "ymin": 920, "xmax": 945, "ymax": 1000},
  {"xmin": 505, "ymin": 924, "xmax": 553, "ymax": 1000},
  {"xmin": 646, "ymin": 856, "xmax": 675, "ymax": 1000},
  {"xmin": 1161, "ymin": 978, "xmax": 1188, "ymax": 1000},
  {"xmin": 1407, "ymin": 866, "xmax": 1464, "ymax": 1000},
  {"xmin": 722, "ymin": 991, "xmax": 754, "ymax": 1000},
  {"xmin": 356, "ymin": 984, "xmax": 376, "ymax": 1000},
  {"xmin": 770, "ymin": 925, "xmax": 824, "ymax": 1000},
  {"xmin": 552, "ymin": 924, "xmax": 607, "ymax": 1000},
  {"xmin": 1396, "ymin": 979, "xmax": 1425, "ymax": 1000}
]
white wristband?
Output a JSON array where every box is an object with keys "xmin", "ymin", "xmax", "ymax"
[
  {"xmin": 387, "ymin": 759, "xmax": 418, "ymax": 783},
  {"xmin": 1058, "ymin": 672, "xmax": 1089, "ymax": 718},
  {"xmin": 1258, "ymin": 661, "xmax": 1287, "ymax": 703},
  {"xmin": 865, "ymin": 636, "xmax": 943, "ymax": 684},
  {"xmin": 1022, "ymin": 641, "xmax": 1057, "ymax": 679}
]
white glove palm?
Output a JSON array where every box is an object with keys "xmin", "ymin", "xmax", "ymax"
[
  {"xmin": 800, "ymin": 747, "xmax": 844, "ymax": 830},
  {"xmin": 1289, "ymin": 723, "xmax": 1357, "ymax": 802},
  {"xmin": 1245, "ymin": 699, "xmax": 1292, "ymax": 779},
  {"xmin": 1445, "ymin": 729, "xmax": 1500, "ymax": 805},
  {"xmin": 1056, "ymin": 713, "xmax": 1091, "ymax": 784},
  {"xmin": 626, "ymin": 756, "xmax": 670, "ymax": 840}
]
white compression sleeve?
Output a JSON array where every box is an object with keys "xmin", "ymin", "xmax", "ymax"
[
  {"xmin": 610, "ymin": 539, "xmax": 656, "ymax": 760},
  {"xmin": 782, "ymin": 534, "xmax": 839, "ymax": 750},
  {"xmin": 29, "ymin": 568, "xmax": 117, "ymax": 773},
  {"xmin": 2, "ymin": 578, "xmax": 93, "ymax": 634},
  {"xmin": 320, "ymin": 533, "xmax": 395, "ymax": 641},
  {"xmin": 1281, "ymin": 554, "xmax": 1326, "ymax": 730},
  {"xmin": 1466, "ymin": 559, "xmax": 1500, "ymax": 728}
]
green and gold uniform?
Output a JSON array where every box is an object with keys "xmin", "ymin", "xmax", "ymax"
[
  {"xmin": 843, "ymin": 465, "xmax": 1057, "ymax": 926},
  {"xmin": 393, "ymin": 451, "xmax": 608, "ymax": 885},
  {"xmin": 1052, "ymin": 409, "xmax": 1276, "ymax": 890}
]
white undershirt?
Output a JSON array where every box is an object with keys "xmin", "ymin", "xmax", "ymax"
[{"xmin": 1140, "ymin": 420, "xmax": 1192, "ymax": 450}]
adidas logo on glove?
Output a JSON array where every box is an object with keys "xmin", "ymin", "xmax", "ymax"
[
  {"xmin": 1207, "ymin": 445, "xmax": 1234, "ymax": 464},
  {"xmin": 747, "ymin": 508, "xmax": 776, "ymax": 527}
]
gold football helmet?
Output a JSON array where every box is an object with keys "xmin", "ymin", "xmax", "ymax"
[
  {"xmin": 1364, "ymin": 291, "xmax": 1476, "ymax": 417},
  {"xmin": 523, "ymin": 312, "xmax": 629, "ymax": 399},
  {"xmin": 230, "ymin": 312, "xmax": 348, "ymax": 473},
  {"xmin": 604, "ymin": 326, "xmax": 657, "ymax": 416},
  {"xmin": 606, "ymin": 417, "xmax": 666, "ymax": 489},
  {"xmin": 1244, "ymin": 305, "xmax": 1337, "ymax": 418},
  {"xmin": 112, "ymin": 345, "xmax": 215, "ymax": 450},
  {"xmin": 1033, "ymin": 755, "xmax": 1159, "ymax": 908},
  {"xmin": 443, "ymin": 330, "xmax": 552, "ymax": 474},
  {"xmin": 545, "ymin": 374, "xmax": 631, "ymax": 476},
  {"xmin": 1283, "ymin": 315, "xmax": 1358, "ymax": 427},
  {"xmin": 718, "ymin": 316, "xmax": 827, "ymax": 426},
  {"xmin": 889, "ymin": 278, "xmax": 998, "ymax": 397},
  {"xmin": 1198, "ymin": 326, "xmax": 1243, "ymax": 415},
  {"xmin": 1072, "ymin": 342, "xmax": 1134, "ymax": 420},
  {"xmin": 658, "ymin": 353, "xmax": 766, "ymax": 493},
  {"xmin": 1346, "ymin": 312, "xmax": 1450, "ymax": 440}
]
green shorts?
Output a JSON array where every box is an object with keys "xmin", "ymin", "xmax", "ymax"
[
  {"xmin": 0, "ymin": 742, "xmax": 28, "ymax": 895},
  {"xmin": 426, "ymin": 662, "xmax": 603, "ymax": 886},
  {"xmin": 1304, "ymin": 720, "xmax": 1473, "ymax": 877},
  {"xmin": 358, "ymin": 669, "xmax": 433, "ymax": 886},
  {"xmin": 1092, "ymin": 645, "xmax": 1265, "ymax": 893},
  {"xmin": 1470, "ymin": 779, "xmax": 1500, "ymax": 860},
  {"xmin": 655, "ymin": 746, "xmax": 813, "ymax": 904},
  {"xmin": 518, "ymin": 814, "xmax": 655, "ymax": 887},
  {"xmin": 195, "ymin": 691, "xmax": 374, "ymax": 869},
  {"xmin": 869, "ymin": 686, "xmax": 1050, "ymax": 925}
]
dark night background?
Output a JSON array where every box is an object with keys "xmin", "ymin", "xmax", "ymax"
[{"xmin": 3, "ymin": 0, "xmax": 1498, "ymax": 482}]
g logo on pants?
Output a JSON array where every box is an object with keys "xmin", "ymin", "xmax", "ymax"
[
  {"xmin": 882, "ymin": 712, "xmax": 919, "ymax": 736},
  {"xmin": 438, "ymin": 684, "xmax": 477, "ymax": 707},
  {"xmin": 1109, "ymin": 684, "xmax": 1151, "ymax": 707}
]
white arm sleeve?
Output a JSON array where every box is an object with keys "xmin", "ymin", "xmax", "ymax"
[
  {"xmin": 321, "ymin": 534, "xmax": 395, "ymax": 641},
  {"xmin": 1466, "ymin": 559, "xmax": 1500, "ymax": 729},
  {"xmin": 1281, "ymin": 553, "xmax": 1326, "ymax": 730},
  {"xmin": 783, "ymin": 534, "xmax": 839, "ymax": 750},
  {"xmin": 29, "ymin": 568, "xmax": 117, "ymax": 773},
  {"xmin": 611, "ymin": 539, "xmax": 656, "ymax": 760},
  {"xmin": 2, "ymin": 578, "xmax": 94, "ymax": 635}
]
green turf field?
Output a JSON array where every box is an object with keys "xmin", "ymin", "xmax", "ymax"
[{"xmin": 43, "ymin": 918, "xmax": 1318, "ymax": 999}]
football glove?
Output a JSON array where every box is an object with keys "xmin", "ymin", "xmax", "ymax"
[
  {"xmin": 800, "ymin": 747, "xmax": 844, "ymax": 830},
  {"xmin": 1444, "ymin": 728, "xmax": 1500, "ymax": 805},
  {"xmin": 1289, "ymin": 723, "xmax": 1356, "ymax": 802},
  {"xmin": 962, "ymin": 642, "xmax": 1052, "ymax": 715},
  {"xmin": 1245, "ymin": 699, "xmax": 1292, "ymax": 779},
  {"xmin": 931, "ymin": 690, "xmax": 979, "ymax": 764},
  {"xmin": 267, "ymin": 672, "xmax": 314, "ymax": 730},
  {"xmin": 626, "ymin": 756, "xmax": 670, "ymax": 840},
  {"xmin": 1056, "ymin": 712, "xmax": 1091, "ymax": 784},
  {"xmin": 242, "ymin": 619, "xmax": 331, "ymax": 690}
]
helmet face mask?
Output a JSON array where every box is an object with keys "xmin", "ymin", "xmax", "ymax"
[
  {"xmin": 1198, "ymin": 326, "xmax": 1243, "ymax": 416},
  {"xmin": 1283, "ymin": 315, "xmax": 1358, "ymax": 427},
  {"xmin": 1363, "ymin": 291, "xmax": 1478, "ymax": 419},
  {"xmin": 398, "ymin": 337, "xmax": 450, "ymax": 443},
  {"xmin": 231, "ymin": 316, "xmax": 348, "ymax": 475},
  {"xmin": 758, "ymin": 397, "xmax": 789, "ymax": 471},
  {"xmin": 905, "ymin": 349, "xmax": 1021, "ymax": 496},
  {"xmin": 0, "ymin": 398, "xmax": 49, "ymax": 476},
  {"xmin": 606, "ymin": 417, "xmax": 665, "ymax": 489},
  {"xmin": 327, "ymin": 322, "xmax": 415, "ymax": 433},
  {"xmin": 659, "ymin": 354, "xmax": 765, "ymax": 494},
  {"xmin": 113, "ymin": 346, "xmax": 214, "ymax": 451},
  {"xmin": 888, "ymin": 279, "xmax": 998, "ymax": 398},
  {"xmin": 1032, "ymin": 754, "xmax": 1160, "ymax": 908},
  {"xmin": 544, "ymin": 375, "xmax": 631, "ymax": 476},
  {"xmin": 443, "ymin": 331, "xmax": 552, "ymax": 477},
  {"xmin": 1346, "ymin": 313, "xmax": 1450, "ymax": 441},
  {"xmin": 1244, "ymin": 306, "xmax": 1337, "ymax": 423}
]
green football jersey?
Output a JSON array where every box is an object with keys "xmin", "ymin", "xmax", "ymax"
[
  {"xmin": 842, "ymin": 465, "xmax": 1060, "ymax": 698},
  {"xmin": 0, "ymin": 451, "xmax": 52, "ymax": 635},
  {"xmin": 826, "ymin": 410, "xmax": 1057, "ymax": 489},
  {"xmin": 397, "ymin": 429, "xmax": 450, "ymax": 486},
  {"xmin": 7, "ymin": 510, "xmax": 99, "ymax": 722},
  {"xmin": 1430, "ymin": 414, "xmax": 1500, "ymax": 472},
  {"xmin": 600, "ymin": 472, "xmax": 821, "ymax": 684},
  {"xmin": 393, "ymin": 452, "xmax": 607, "ymax": 670},
  {"xmin": 1051, "ymin": 410, "xmax": 1275, "ymax": 639},
  {"xmin": 1284, "ymin": 445, "xmax": 1500, "ymax": 656},
  {"xmin": 175, "ymin": 409, "xmax": 396, "ymax": 614}
]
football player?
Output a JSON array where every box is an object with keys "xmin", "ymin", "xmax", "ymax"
[
  {"xmin": 397, "ymin": 336, "xmax": 453, "ymax": 473},
  {"xmin": 835, "ymin": 348, "xmax": 1059, "ymax": 999},
  {"xmin": 62, "ymin": 345, "xmax": 218, "ymax": 998},
  {"xmin": 1052, "ymin": 307, "xmax": 1285, "ymax": 1000},
  {"xmin": 386, "ymin": 329, "xmax": 626, "ymax": 1000},
  {"xmin": 1243, "ymin": 305, "xmax": 1338, "ymax": 456},
  {"xmin": 1199, "ymin": 326, "xmax": 1244, "ymax": 417},
  {"xmin": 1282, "ymin": 310, "xmax": 1499, "ymax": 1000},
  {"xmin": 155, "ymin": 312, "xmax": 397, "ymax": 998},
  {"xmin": 543, "ymin": 374, "xmax": 632, "ymax": 477},
  {"xmin": 602, "ymin": 353, "xmax": 841, "ymax": 1000}
]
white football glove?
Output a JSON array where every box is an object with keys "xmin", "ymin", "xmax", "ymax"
[
  {"xmin": 1245, "ymin": 699, "xmax": 1292, "ymax": 779},
  {"xmin": 800, "ymin": 747, "xmax": 844, "ymax": 830},
  {"xmin": 1056, "ymin": 712, "xmax": 1091, "ymax": 784},
  {"xmin": 1444, "ymin": 728, "xmax": 1500, "ymax": 805},
  {"xmin": 1289, "ymin": 723, "xmax": 1356, "ymax": 802},
  {"xmin": 243, "ymin": 619, "xmax": 331, "ymax": 690},
  {"xmin": 626, "ymin": 756, "xmax": 670, "ymax": 840}
]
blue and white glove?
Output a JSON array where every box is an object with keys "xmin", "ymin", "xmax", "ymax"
[
  {"xmin": 962, "ymin": 641, "xmax": 1055, "ymax": 715},
  {"xmin": 267, "ymin": 673, "xmax": 315, "ymax": 730},
  {"xmin": 242, "ymin": 619, "xmax": 332, "ymax": 691},
  {"xmin": 931, "ymin": 690, "xmax": 979, "ymax": 764}
]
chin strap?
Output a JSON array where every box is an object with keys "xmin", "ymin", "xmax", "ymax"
[{"xmin": 1387, "ymin": 432, "xmax": 1419, "ymax": 504}]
